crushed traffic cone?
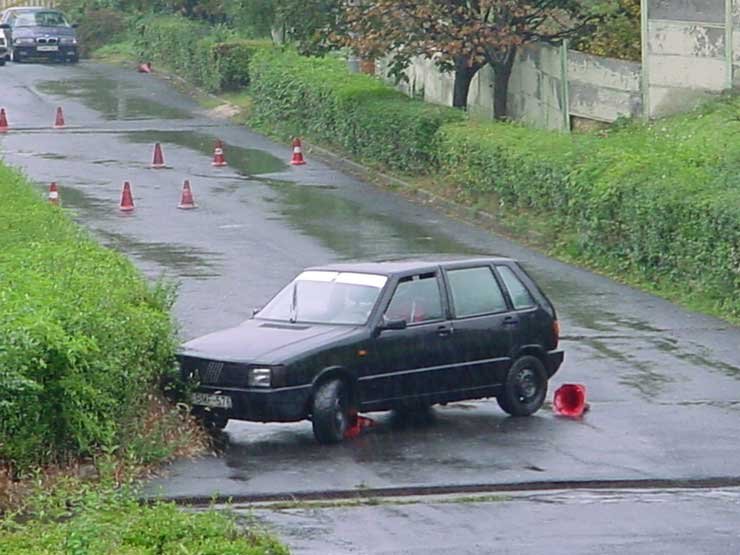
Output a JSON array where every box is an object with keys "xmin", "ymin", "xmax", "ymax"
[
  {"xmin": 53, "ymin": 106, "xmax": 65, "ymax": 129},
  {"xmin": 137, "ymin": 62, "xmax": 152, "ymax": 73},
  {"xmin": 211, "ymin": 140, "xmax": 227, "ymax": 167},
  {"xmin": 290, "ymin": 137, "xmax": 306, "ymax": 166},
  {"xmin": 119, "ymin": 181, "xmax": 135, "ymax": 212},
  {"xmin": 178, "ymin": 179, "xmax": 197, "ymax": 209},
  {"xmin": 553, "ymin": 384, "xmax": 588, "ymax": 418},
  {"xmin": 344, "ymin": 411, "xmax": 376, "ymax": 439},
  {"xmin": 150, "ymin": 142, "xmax": 166, "ymax": 169},
  {"xmin": 0, "ymin": 108, "xmax": 8, "ymax": 133},
  {"xmin": 48, "ymin": 182, "xmax": 60, "ymax": 205}
]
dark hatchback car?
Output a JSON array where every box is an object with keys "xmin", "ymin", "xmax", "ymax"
[
  {"xmin": 0, "ymin": 7, "xmax": 79, "ymax": 63},
  {"xmin": 178, "ymin": 258, "xmax": 564, "ymax": 444}
]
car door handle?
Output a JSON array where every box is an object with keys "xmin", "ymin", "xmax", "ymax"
[
  {"xmin": 503, "ymin": 316, "xmax": 519, "ymax": 326},
  {"xmin": 437, "ymin": 324, "xmax": 454, "ymax": 337}
]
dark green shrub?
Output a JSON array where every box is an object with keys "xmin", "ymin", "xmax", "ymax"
[
  {"xmin": 74, "ymin": 8, "xmax": 126, "ymax": 57},
  {"xmin": 249, "ymin": 48, "xmax": 463, "ymax": 171},
  {"xmin": 0, "ymin": 167, "xmax": 177, "ymax": 468}
]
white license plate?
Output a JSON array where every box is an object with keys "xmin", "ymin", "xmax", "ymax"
[
  {"xmin": 192, "ymin": 392, "xmax": 232, "ymax": 409},
  {"xmin": 37, "ymin": 45, "xmax": 59, "ymax": 52}
]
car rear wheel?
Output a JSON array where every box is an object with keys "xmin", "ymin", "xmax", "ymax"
[
  {"xmin": 497, "ymin": 356, "xmax": 547, "ymax": 416},
  {"xmin": 312, "ymin": 379, "xmax": 351, "ymax": 444},
  {"xmin": 194, "ymin": 410, "xmax": 228, "ymax": 432}
]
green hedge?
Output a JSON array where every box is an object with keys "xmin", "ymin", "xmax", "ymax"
[
  {"xmin": 0, "ymin": 166, "xmax": 177, "ymax": 467},
  {"xmin": 133, "ymin": 15, "xmax": 268, "ymax": 93},
  {"xmin": 249, "ymin": 48, "xmax": 463, "ymax": 172},
  {"xmin": 435, "ymin": 107, "xmax": 740, "ymax": 318}
]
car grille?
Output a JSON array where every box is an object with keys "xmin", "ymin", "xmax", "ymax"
[
  {"xmin": 179, "ymin": 356, "xmax": 251, "ymax": 387},
  {"xmin": 37, "ymin": 37, "xmax": 58, "ymax": 45}
]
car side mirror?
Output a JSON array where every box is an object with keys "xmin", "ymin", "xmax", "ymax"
[
  {"xmin": 72, "ymin": 23, "xmax": 79, "ymax": 28},
  {"xmin": 251, "ymin": 307, "xmax": 261, "ymax": 317},
  {"xmin": 378, "ymin": 318, "xmax": 407, "ymax": 332}
]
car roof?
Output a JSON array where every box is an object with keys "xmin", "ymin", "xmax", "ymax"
[{"xmin": 306, "ymin": 257, "xmax": 516, "ymax": 277}]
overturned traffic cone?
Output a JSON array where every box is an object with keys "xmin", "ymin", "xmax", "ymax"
[
  {"xmin": 0, "ymin": 108, "xmax": 8, "ymax": 133},
  {"xmin": 119, "ymin": 181, "xmax": 135, "ymax": 212},
  {"xmin": 137, "ymin": 62, "xmax": 152, "ymax": 74},
  {"xmin": 553, "ymin": 384, "xmax": 588, "ymax": 418},
  {"xmin": 150, "ymin": 142, "xmax": 166, "ymax": 169},
  {"xmin": 290, "ymin": 137, "xmax": 306, "ymax": 166},
  {"xmin": 53, "ymin": 106, "xmax": 65, "ymax": 129},
  {"xmin": 48, "ymin": 182, "xmax": 61, "ymax": 205},
  {"xmin": 344, "ymin": 412, "xmax": 376, "ymax": 439},
  {"xmin": 178, "ymin": 179, "xmax": 197, "ymax": 209},
  {"xmin": 211, "ymin": 140, "xmax": 227, "ymax": 167}
]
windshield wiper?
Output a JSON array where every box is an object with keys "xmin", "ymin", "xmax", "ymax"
[{"xmin": 289, "ymin": 281, "xmax": 298, "ymax": 323}]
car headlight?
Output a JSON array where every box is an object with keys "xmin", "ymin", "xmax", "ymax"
[
  {"xmin": 247, "ymin": 368, "xmax": 272, "ymax": 388},
  {"xmin": 60, "ymin": 37, "xmax": 77, "ymax": 45},
  {"xmin": 14, "ymin": 38, "xmax": 34, "ymax": 45}
]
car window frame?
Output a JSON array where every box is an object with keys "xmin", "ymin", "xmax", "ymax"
[
  {"xmin": 494, "ymin": 264, "xmax": 539, "ymax": 313},
  {"xmin": 380, "ymin": 270, "xmax": 447, "ymax": 328},
  {"xmin": 442, "ymin": 263, "xmax": 512, "ymax": 320}
]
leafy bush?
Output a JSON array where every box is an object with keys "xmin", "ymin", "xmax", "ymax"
[
  {"xmin": 0, "ymin": 488, "xmax": 287, "ymax": 554},
  {"xmin": 134, "ymin": 15, "xmax": 268, "ymax": 92},
  {"xmin": 74, "ymin": 8, "xmax": 127, "ymax": 57},
  {"xmin": 435, "ymin": 102, "xmax": 740, "ymax": 319},
  {"xmin": 0, "ymin": 166, "xmax": 178, "ymax": 468},
  {"xmin": 249, "ymin": 48, "xmax": 463, "ymax": 171}
]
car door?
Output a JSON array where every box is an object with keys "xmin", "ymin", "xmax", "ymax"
[
  {"xmin": 362, "ymin": 271, "xmax": 456, "ymax": 405},
  {"xmin": 441, "ymin": 264, "xmax": 515, "ymax": 393}
]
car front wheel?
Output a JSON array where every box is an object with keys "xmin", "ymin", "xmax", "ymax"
[
  {"xmin": 497, "ymin": 356, "xmax": 548, "ymax": 416},
  {"xmin": 312, "ymin": 379, "xmax": 351, "ymax": 444}
]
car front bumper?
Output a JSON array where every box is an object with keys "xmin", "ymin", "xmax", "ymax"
[
  {"xmin": 14, "ymin": 45, "xmax": 77, "ymax": 59},
  {"xmin": 192, "ymin": 384, "xmax": 312, "ymax": 423}
]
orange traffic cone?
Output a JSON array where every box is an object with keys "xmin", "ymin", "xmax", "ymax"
[
  {"xmin": 211, "ymin": 140, "xmax": 227, "ymax": 167},
  {"xmin": 553, "ymin": 384, "xmax": 588, "ymax": 418},
  {"xmin": 137, "ymin": 62, "xmax": 152, "ymax": 73},
  {"xmin": 53, "ymin": 106, "xmax": 65, "ymax": 129},
  {"xmin": 290, "ymin": 137, "xmax": 306, "ymax": 166},
  {"xmin": 48, "ymin": 182, "xmax": 60, "ymax": 205},
  {"xmin": 178, "ymin": 179, "xmax": 197, "ymax": 209},
  {"xmin": 119, "ymin": 181, "xmax": 135, "ymax": 212},
  {"xmin": 0, "ymin": 108, "xmax": 8, "ymax": 133},
  {"xmin": 344, "ymin": 411, "xmax": 376, "ymax": 439},
  {"xmin": 151, "ymin": 142, "xmax": 166, "ymax": 169}
]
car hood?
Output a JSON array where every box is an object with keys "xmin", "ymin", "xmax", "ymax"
[
  {"xmin": 180, "ymin": 319, "xmax": 361, "ymax": 364},
  {"xmin": 12, "ymin": 26, "xmax": 75, "ymax": 38}
]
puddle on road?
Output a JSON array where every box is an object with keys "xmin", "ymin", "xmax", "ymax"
[
  {"xmin": 57, "ymin": 185, "xmax": 114, "ymax": 219},
  {"xmin": 37, "ymin": 78, "xmax": 190, "ymax": 120},
  {"xmin": 264, "ymin": 179, "xmax": 485, "ymax": 260},
  {"xmin": 98, "ymin": 230, "xmax": 222, "ymax": 279},
  {"xmin": 125, "ymin": 130, "xmax": 286, "ymax": 175}
]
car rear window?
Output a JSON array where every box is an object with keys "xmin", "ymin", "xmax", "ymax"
[
  {"xmin": 447, "ymin": 266, "xmax": 507, "ymax": 318},
  {"xmin": 497, "ymin": 266, "xmax": 536, "ymax": 310}
]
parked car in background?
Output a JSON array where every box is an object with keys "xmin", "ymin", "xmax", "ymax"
[
  {"xmin": 0, "ymin": 29, "xmax": 6, "ymax": 65},
  {"xmin": 0, "ymin": 7, "xmax": 78, "ymax": 63},
  {"xmin": 178, "ymin": 257, "xmax": 564, "ymax": 444}
]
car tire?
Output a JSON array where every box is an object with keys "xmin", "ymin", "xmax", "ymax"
[
  {"xmin": 497, "ymin": 355, "xmax": 548, "ymax": 417},
  {"xmin": 312, "ymin": 378, "xmax": 351, "ymax": 444},
  {"xmin": 0, "ymin": 58, "xmax": 4, "ymax": 66},
  {"xmin": 194, "ymin": 411, "xmax": 228, "ymax": 432}
]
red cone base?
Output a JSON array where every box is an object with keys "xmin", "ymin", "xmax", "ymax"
[
  {"xmin": 553, "ymin": 384, "xmax": 588, "ymax": 418},
  {"xmin": 290, "ymin": 137, "xmax": 306, "ymax": 165},
  {"xmin": 48, "ymin": 182, "xmax": 60, "ymax": 205},
  {"xmin": 120, "ymin": 181, "xmax": 135, "ymax": 212},
  {"xmin": 344, "ymin": 412, "xmax": 376, "ymax": 439},
  {"xmin": 151, "ymin": 142, "xmax": 166, "ymax": 169},
  {"xmin": 0, "ymin": 108, "xmax": 8, "ymax": 133},
  {"xmin": 178, "ymin": 179, "xmax": 197, "ymax": 209},
  {"xmin": 53, "ymin": 106, "xmax": 65, "ymax": 129},
  {"xmin": 138, "ymin": 62, "xmax": 152, "ymax": 74},
  {"xmin": 212, "ymin": 140, "xmax": 227, "ymax": 167}
]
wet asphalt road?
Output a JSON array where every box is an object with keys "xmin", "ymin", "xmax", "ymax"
[{"xmin": 2, "ymin": 61, "xmax": 740, "ymax": 553}]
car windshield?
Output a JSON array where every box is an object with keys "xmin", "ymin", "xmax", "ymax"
[
  {"xmin": 14, "ymin": 11, "xmax": 69, "ymax": 27},
  {"xmin": 256, "ymin": 271, "xmax": 387, "ymax": 325}
]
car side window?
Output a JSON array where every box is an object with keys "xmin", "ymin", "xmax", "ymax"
[
  {"xmin": 497, "ymin": 266, "xmax": 536, "ymax": 310},
  {"xmin": 384, "ymin": 274, "xmax": 443, "ymax": 324},
  {"xmin": 447, "ymin": 267, "xmax": 507, "ymax": 318}
]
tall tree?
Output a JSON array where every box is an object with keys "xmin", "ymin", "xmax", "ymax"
[{"xmin": 337, "ymin": 0, "xmax": 601, "ymax": 118}]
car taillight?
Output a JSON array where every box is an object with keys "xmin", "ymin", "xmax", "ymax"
[{"xmin": 552, "ymin": 320, "xmax": 560, "ymax": 348}]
